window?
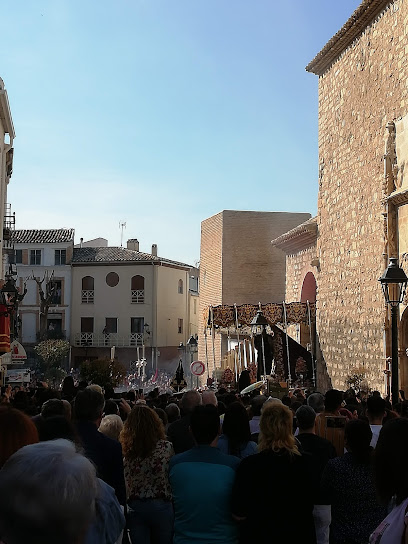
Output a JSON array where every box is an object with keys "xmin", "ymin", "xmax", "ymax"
[
  {"xmin": 130, "ymin": 317, "xmax": 144, "ymax": 346},
  {"xmin": 105, "ymin": 318, "xmax": 118, "ymax": 334},
  {"xmin": 178, "ymin": 318, "xmax": 183, "ymax": 334},
  {"xmin": 51, "ymin": 280, "xmax": 62, "ymax": 305},
  {"xmin": 131, "ymin": 275, "xmax": 145, "ymax": 303},
  {"xmin": 131, "ymin": 317, "xmax": 144, "ymax": 334},
  {"xmin": 178, "ymin": 279, "xmax": 183, "ymax": 294},
  {"xmin": 80, "ymin": 317, "xmax": 94, "ymax": 346},
  {"xmin": 82, "ymin": 276, "xmax": 94, "ymax": 304},
  {"xmin": 47, "ymin": 317, "xmax": 62, "ymax": 336},
  {"xmin": 30, "ymin": 250, "xmax": 41, "ymax": 265},
  {"xmin": 15, "ymin": 249, "xmax": 22, "ymax": 264},
  {"xmin": 106, "ymin": 272, "xmax": 119, "ymax": 287},
  {"xmin": 81, "ymin": 317, "xmax": 94, "ymax": 333},
  {"xmin": 55, "ymin": 249, "xmax": 66, "ymax": 265}
]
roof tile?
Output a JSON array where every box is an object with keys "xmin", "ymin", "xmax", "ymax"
[
  {"xmin": 72, "ymin": 247, "xmax": 192, "ymax": 268},
  {"xmin": 12, "ymin": 229, "xmax": 75, "ymax": 244}
]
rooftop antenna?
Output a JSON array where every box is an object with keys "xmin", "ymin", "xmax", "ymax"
[{"xmin": 119, "ymin": 221, "xmax": 126, "ymax": 247}]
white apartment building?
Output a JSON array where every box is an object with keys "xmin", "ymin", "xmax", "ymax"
[
  {"xmin": 70, "ymin": 239, "xmax": 199, "ymax": 371},
  {"xmin": 0, "ymin": 78, "xmax": 15, "ymax": 277},
  {"xmin": 11, "ymin": 229, "xmax": 74, "ymax": 346}
]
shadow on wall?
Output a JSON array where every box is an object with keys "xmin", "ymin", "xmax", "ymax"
[{"xmin": 315, "ymin": 333, "xmax": 332, "ymax": 393}]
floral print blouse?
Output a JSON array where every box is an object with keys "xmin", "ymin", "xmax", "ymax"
[{"xmin": 124, "ymin": 439, "xmax": 174, "ymax": 501}]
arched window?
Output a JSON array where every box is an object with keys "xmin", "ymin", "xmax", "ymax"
[
  {"xmin": 81, "ymin": 276, "xmax": 94, "ymax": 304},
  {"xmin": 178, "ymin": 279, "xmax": 183, "ymax": 294},
  {"xmin": 131, "ymin": 275, "xmax": 145, "ymax": 303}
]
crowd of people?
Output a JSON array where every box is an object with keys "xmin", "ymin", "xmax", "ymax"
[{"xmin": 1, "ymin": 376, "xmax": 408, "ymax": 544}]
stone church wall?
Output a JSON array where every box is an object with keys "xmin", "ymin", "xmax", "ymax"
[{"xmin": 315, "ymin": 1, "xmax": 408, "ymax": 390}]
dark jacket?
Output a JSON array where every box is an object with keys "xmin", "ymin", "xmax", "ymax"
[
  {"xmin": 167, "ymin": 415, "xmax": 194, "ymax": 454},
  {"xmin": 76, "ymin": 420, "xmax": 126, "ymax": 505}
]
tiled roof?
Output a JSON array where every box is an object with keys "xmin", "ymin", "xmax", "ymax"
[
  {"xmin": 72, "ymin": 247, "xmax": 192, "ymax": 268},
  {"xmin": 12, "ymin": 229, "xmax": 75, "ymax": 244},
  {"xmin": 306, "ymin": 0, "xmax": 390, "ymax": 76}
]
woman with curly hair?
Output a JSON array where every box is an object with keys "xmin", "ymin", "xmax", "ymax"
[
  {"xmin": 120, "ymin": 404, "xmax": 174, "ymax": 544},
  {"xmin": 232, "ymin": 402, "xmax": 316, "ymax": 544}
]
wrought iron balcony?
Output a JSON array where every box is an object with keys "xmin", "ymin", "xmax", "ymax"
[
  {"xmin": 74, "ymin": 332, "xmax": 144, "ymax": 347},
  {"xmin": 3, "ymin": 203, "xmax": 15, "ymax": 254},
  {"xmin": 131, "ymin": 289, "xmax": 145, "ymax": 303},
  {"xmin": 81, "ymin": 290, "xmax": 94, "ymax": 304}
]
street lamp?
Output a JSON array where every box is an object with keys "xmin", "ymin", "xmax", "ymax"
[
  {"xmin": 250, "ymin": 309, "xmax": 268, "ymax": 379},
  {"xmin": 379, "ymin": 257, "xmax": 408, "ymax": 405},
  {"xmin": 187, "ymin": 335, "xmax": 198, "ymax": 388}
]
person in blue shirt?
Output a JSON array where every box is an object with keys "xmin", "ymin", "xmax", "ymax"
[{"xmin": 169, "ymin": 404, "xmax": 239, "ymax": 544}]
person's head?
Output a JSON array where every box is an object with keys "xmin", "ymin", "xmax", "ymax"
[
  {"xmin": 180, "ymin": 390, "xmax": 202, "ymax": 415},
  {"xmin": 154, "ymin": 407, "xmax": 168, "ymax": 427},
  {"xmin": 62, "ymin": 376, "xmax": 75, "ymax": 397},
  {"xmin": 367, "ymin": 396, "xmax": 386, "ymax": 424},
  {"xmin": 259, "ymin": 403, "xmax": 300, "ymax": 456},
  {"xmin": 190, "ymin": 405, "xmax": 220, "ymax": 445},
  {"xmin": 86, "ymin": 384, "xmax": 103, "ymax": 395},
  {"xmin": 0, "ymin": 439, "xmax": 97, "ymax": 544},
  {"xmin": 324, "ymin": 389, "xmax": 343, "ymax": 413},
  {"xmin": 41, "ymin": 398, "xmax": 65, "ymax": 419},
  {"xmin": 222, "ymin": 402, "xmax": 251, "ymax": 454},
  {"xmin": 99, "ymin": 414, "xmax": 124, "ymax": 441},
  {"xmin": 104, "ymin": 399, "xmax": 119, "ymax": 416},
  {"xmin": 251, "ymin": 395, "xmax": 267, "ymax": 417},
  {"xmin": 120, "ymin": 405, "xmax": 165, "ymax": 459},
  {"xmin": 0, "ymin": 406, "xmax": 39, "ymax": 468},
  {"xmin": 38, "ymin": 416, "xmax": 80, "ymax": 445},
  {"xmin": 307, "ymin": 392, "xmax": 325, "ymax": 413},
  {"xmin": 296, "ymin": 405, "xmax": 316, "ymax": 433},
  {"xmin": 104, "ymin": 386, "xmax": 115, "ymax": 400},
  {"xmin": 74, "ymin": 388, "xmax": 105, "ymax": 424},
  {"xmin": 62, "ymin": 399, "xmax": 72, "ymax": 420},
  {"xmin": 344, "ymin": 419, "xmax": 372, "ymax": 463},
  {"xmin": 201, "ymin": 390, "xmax": 218, "ymax": 407},
  {"xmin": 165, "ymin": 402, "xmax": 180, "ymax": 424},
  {"xmin": 375, "ymin": 419, "xmax": 408, "ymax": 505}
]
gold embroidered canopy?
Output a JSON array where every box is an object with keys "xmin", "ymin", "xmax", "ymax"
[{"xmin": 204, "ymin": 302, "xmax": 316, "ymax": 329}]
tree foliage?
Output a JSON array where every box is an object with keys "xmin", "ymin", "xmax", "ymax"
[
  {"xmin": 80, "ymin": 358, "xmax": 126, "ymax": 389},
  {"xmin": 34, "ymin": 339, "xmax": 70, "ymax": 368}
]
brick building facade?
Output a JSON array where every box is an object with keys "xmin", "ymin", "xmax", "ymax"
[{"xmin": 199, "ymin": 210, "xmax": 311, "ymax": 375}]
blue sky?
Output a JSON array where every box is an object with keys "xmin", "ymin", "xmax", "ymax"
[{"xmin": 3, "ymin": 0, "xmax": 361, "ymax": 264}]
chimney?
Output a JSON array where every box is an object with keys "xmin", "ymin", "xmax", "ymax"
[
  {"xmin": 80, "ymin": 237, "xmax": 83, "ymax": 248},
  {"xmin": 151, "ymin": 244, "xmax": 157, "ymax": 256},
  {"xmin": 127, "ymin": 239, "xmax": 139, "ymax": 251}
]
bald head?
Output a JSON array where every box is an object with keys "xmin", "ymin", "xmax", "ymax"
[{"xmin": 202, "ymin": 391, "xmax": 218, "ymax": 407}]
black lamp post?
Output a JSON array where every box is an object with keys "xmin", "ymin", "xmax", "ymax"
[
  {"xmin": 250, "ymin": 309, "xmax": 269, "ymax": 378},
  {"xmin": 379, "ymin": 257, "xmax": 408, "ymax": 405},
  {"xmin": 187, "ymin": 335, "xmax": 198, "ymax": 388}
]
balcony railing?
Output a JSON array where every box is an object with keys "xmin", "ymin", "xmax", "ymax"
[
  {"xmin": 74, "ymin": 333, "xmax": 144, "ymax": 347},
  {"xmin": 131, "ymin": 289, "xmax": 144, "ymax": 303},
  {"xmin": 81, "ymin": 290, "xmax": 94, "ymax": 304},
  {"xmin": 3, "ymin": 203, "xmax": 15, "ymax": 253}
]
